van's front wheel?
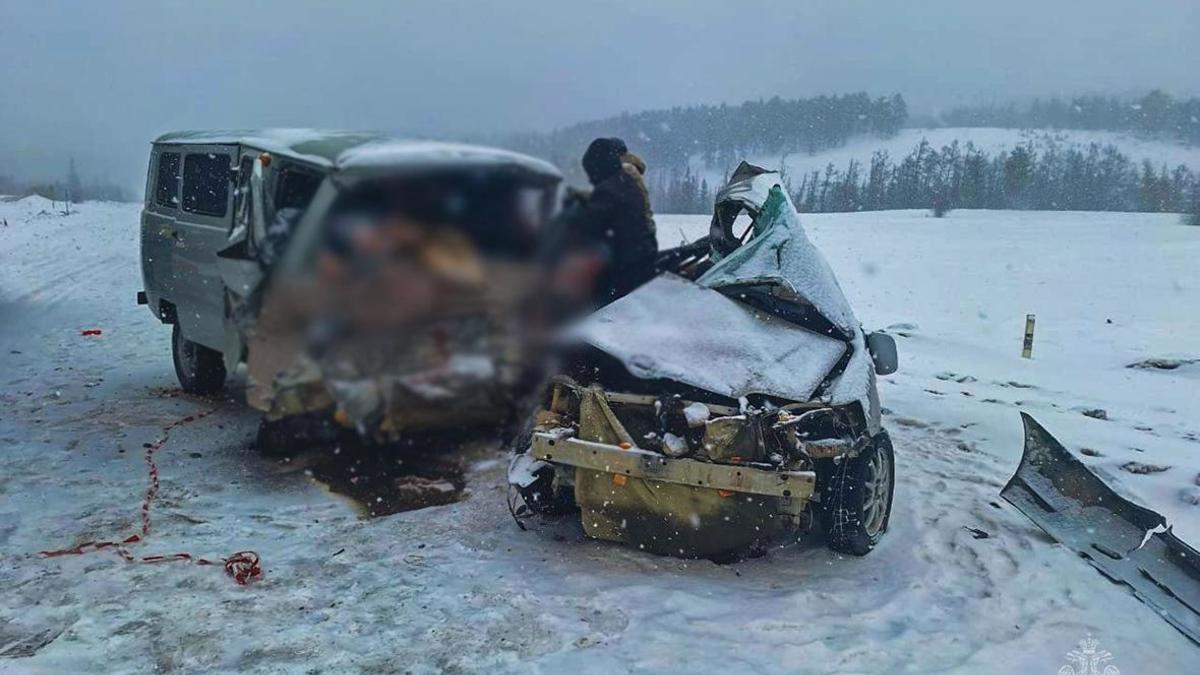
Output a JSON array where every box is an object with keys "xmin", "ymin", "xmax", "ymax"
[{"xmin": 172, "ymin": 324, "xmax": 226, "ymax": 395}]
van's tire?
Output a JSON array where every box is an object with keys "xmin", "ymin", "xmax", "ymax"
[
  {"xmin": 172, "ymin": 324, "xmax": 227, "ymax": 395},
  {"xmin": 817, "ymin": 431, "xmax": 895, "ymax": 556}
]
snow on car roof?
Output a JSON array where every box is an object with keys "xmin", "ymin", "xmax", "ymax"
[{"xmin": 153, "ymin": 128, "xmax": 561, "ymax": 179}]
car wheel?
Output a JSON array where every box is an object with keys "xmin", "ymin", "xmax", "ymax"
[
  {"xmin": 818, "ymin": 431, "xmax": 895, "ymax": 555},
  {"xmin": 514, "ymin": 458, "xmax": 578, "ymax": 516},
  {"xmin": 172, "ymin": 324, "xmax": 227, "ymax": 395}
]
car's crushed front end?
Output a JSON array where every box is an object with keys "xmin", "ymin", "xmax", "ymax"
[{"xmin": 509, "ymin": 162, "xmax": 897, "ymax": 558}]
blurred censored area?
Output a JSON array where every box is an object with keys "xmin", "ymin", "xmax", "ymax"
[{"xmin": 246, "ymin": 168, "xmax": 562, "ymax": 439}]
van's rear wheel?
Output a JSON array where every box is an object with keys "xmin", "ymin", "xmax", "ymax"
[
  {"xmin": 172, "ymin": 324, "xmax": 226, "ymax": 395},
  {"xmin": 818, "ymin": 431, "xmax": 895, "ymax": 556}
]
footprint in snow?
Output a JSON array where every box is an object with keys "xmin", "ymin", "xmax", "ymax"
[
  {"xmin": 1120, "ymin": 461, "xmax": 1170, "ymax": 475},
  {"xmin": 935, "ymin": 372, "xmax": 977, "ymax": 384},
  {"xmin": 1126, "ymin": 357, "xmax": 1199, "ymax": 371}
]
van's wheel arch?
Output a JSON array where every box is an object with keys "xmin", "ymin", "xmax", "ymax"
[
  {"xmin": 816, "ymin": 431, "xmax": 895, "ymax": 556},
  {"xmin": 172, "ymin": 324, "xmax": 227, "ymax": 395}
]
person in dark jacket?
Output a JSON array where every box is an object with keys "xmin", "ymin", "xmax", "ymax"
[{"xmin": 544, "ymin": 138, "xmax": 657, "ymax": 308}]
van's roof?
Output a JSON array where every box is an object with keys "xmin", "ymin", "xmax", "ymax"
[{"xmin": 154, "ymin": 128, "xmax": 561, "ymax": 179}]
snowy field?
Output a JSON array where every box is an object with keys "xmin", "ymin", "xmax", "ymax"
[
  {"xmin": 1, "ymin": 196, "xmax": 1198, "ymax": 673},
  {"xmin": 689, "ymin": 126, "xmax": 1200, "ymax": 184}
]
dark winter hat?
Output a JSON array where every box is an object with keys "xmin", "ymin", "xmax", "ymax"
[{"xmin": 582, "ymin": 137, "xmax": 628, "ymax": 184}]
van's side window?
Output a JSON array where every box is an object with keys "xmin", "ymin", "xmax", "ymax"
[
  {"xmin": 182, "ymin": 153, "xmax": 231, "ymax": 217},
  {"xmin": 276, "ymin": 168, "xmax": 322, "ymax": 211},
  {"xmin": 154, "ymin": 152, "xmax": 181, "ymax": 209}
]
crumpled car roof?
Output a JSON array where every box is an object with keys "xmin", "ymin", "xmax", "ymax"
[
  {"xmin": 699, "ymin": 164, "xmax": 859, "ymax": 338},
  {"xmin": 574, "ymin": 164, "xmax": 871, "ymax": 405}
]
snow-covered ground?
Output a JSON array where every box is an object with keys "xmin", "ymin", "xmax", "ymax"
[
  {"xmin": 1, "ymin": 196, "xmax": 1198, "ymax": 673},
  {"xmin": 689, "ymin": 127, "xmax": 1200, "ymax": 184}
]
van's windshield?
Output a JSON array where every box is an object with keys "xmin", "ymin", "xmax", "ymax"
[{"xmin": 323, "ymin": 170, "xmax": 553, "ymax": 260}]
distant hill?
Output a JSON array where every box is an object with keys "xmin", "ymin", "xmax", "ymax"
[
  {"xmin": 505, "ymin": 92, "xmax": 908, "ymax": 187},
  {"xmin": 766, "ymin": 128, "xmax": 1199, "ymax": 215},
  {"xmin": 675, "ymin": 127, "xmax": 1199, "ymax": 215},
  {"xmin": 503, "ymin": 90, "xmax": 1200, "ymax": 216},
  {"xmin": 937, "ymin": 91, "xmax": 1200, "ymax": 146},
  {"xmin": 687, "ymin": 128, "xmax": 1200, "ymax": 189}
]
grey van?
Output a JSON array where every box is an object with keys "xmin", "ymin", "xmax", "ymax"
[{"xmin": 139, "ymin": 130, "xmax": 562, "ymax": 431}]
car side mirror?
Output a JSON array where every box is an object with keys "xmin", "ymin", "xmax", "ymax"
[{"xmin": 866, "ymin": 331, "xmax": 898, "ymax": 375}]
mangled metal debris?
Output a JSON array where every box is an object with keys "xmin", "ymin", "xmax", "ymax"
[
  {"xmin": 1002, "ymin": 413, "xmax": 1200, "ymax": 645},
  {"xmin": 509, "ymin": 162, "xmax": 900, "ymax": 559}
]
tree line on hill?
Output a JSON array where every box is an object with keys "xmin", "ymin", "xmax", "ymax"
[
  {"xmin": 508, "ymin": 92, "xmax": 908, "ymax": 185},
  {"xmin": 938, "ymin": 90, "xmax": 1200, "ymax": 146},
  {"xmin": 794, "ymin": 138, "xmax": 1198, "ymax": 215},
  {"xmin": 648, "ymin": 136, "xmax": 1199, "ymax": 219},
  {"xmin": 652, "ymin": 136, "xmax": 1195, "ymax": 218},
  {"xmin": 509, "ymin": 89, "xmax": 1198, "ymax": 219}
]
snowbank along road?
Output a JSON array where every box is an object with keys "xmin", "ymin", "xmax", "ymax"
[{"xmin": 1, "ymin": 196, "xmax": 1197, "ymax": 672}]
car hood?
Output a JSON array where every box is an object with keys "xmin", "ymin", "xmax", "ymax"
[{"xmin": 572, "ymin": 274, "xmax": 847, "ymax": 402}]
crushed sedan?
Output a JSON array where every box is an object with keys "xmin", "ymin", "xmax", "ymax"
[{"xmin": 508, "ymin": 162, "xmax": 900, "ymax": 559}]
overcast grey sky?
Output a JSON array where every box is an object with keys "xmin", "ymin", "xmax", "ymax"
[{"xmin": 1, "ymin": 0, "xmax": 1197, "ymax": 191}]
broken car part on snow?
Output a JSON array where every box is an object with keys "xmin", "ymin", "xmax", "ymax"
[
  {"xmin": 1003, "ymin": 413, "xmax": 1200, "ymax": 645},
  {"xmin": 509, "ymin": 163, "xmax": 900, "ymax": 559}
]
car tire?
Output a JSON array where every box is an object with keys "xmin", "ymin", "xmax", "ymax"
[
  {"xmin": 818, "ymin": 431, "xmax": 895, "ymax": 556},
  {"xmin": 172, "ymin": 324, "xmax": 227, "ymax": 395}
]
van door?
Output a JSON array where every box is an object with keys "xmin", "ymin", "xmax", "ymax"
[
  {"xmin": 141, "ymin": 146, "xmax": 182, "ymax": 318},
  {"xmin": 214, "ymin": 150, "xmax": 268, "ymax": 367},
  {"xmin": 173, "ymin": 145, "xmax": 236, "ymax": 350}
]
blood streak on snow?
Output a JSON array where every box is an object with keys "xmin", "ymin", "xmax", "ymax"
[{"xmin": 38, "ymin": 407, "xmax": 262, "ymax": 585}]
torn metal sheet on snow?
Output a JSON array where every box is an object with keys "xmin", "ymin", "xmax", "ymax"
[{"xmin": 1002, "ymin": 413, "xmax": 1200, "ymax": 645}]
